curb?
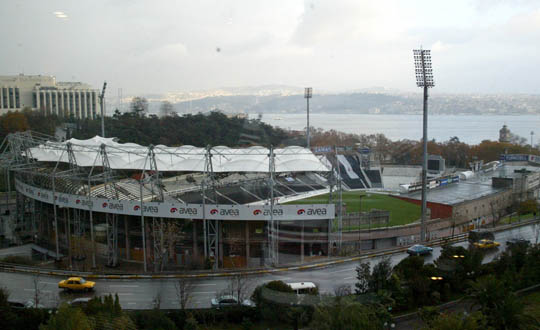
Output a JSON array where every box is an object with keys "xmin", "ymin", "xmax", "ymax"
[{"xmin": 0, "ymin": 220, "xmax": 536, "ymax": 280}]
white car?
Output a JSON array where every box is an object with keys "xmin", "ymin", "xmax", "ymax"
[
  {"xmin": 210, "ymin": 295, "xmax": 255, "ymax": 308},
  {"xmin": 24, "ymin": 300, "xmax": 45, "ymax": 308}
]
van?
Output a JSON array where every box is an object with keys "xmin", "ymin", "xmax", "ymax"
[{"xmin": 287, "ymin": 282, "xmax": 317, "ymax": 295}]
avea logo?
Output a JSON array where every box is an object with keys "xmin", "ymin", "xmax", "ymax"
[
  {"xmin": 253, "ymin": 209, "xmax": 262, "ymax": 215},
  {"xmin": 306, "ymin": 208, "xmax": 327, "ymax": 216},
  {"xmin": 297, "ymin": 209, "xmax": 305, "ymax": 215},
  {"xmin": 76, "ymin": 199, "xmax": 81, "ymax": 204},
  {"xmin": 170, "ymin": 208, "xmax": 178, "ymax": 213},
  {"xmin": 102, "ymin": 202, "xmax": 108, "ymax": 208},
  {"xmin": 210, "ymin": 209, "xmax": 219, "ymax": 215},
  {"xmin": 134, "ymin": 205, "xmax": 140, "ymax": 211}
]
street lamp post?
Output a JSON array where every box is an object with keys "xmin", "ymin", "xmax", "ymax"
[
  {"xmin": 304, "ymin": 87, "xmax": 312, "ymax": 149},
  {"xmin": 413, "ymin": 49, "xmax": 435, "ymax": 243}
]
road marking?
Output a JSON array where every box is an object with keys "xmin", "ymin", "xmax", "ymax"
[
  {"xmin": 193, "ymin": 291, "xmax": 215, "ymax": 294},
  {"xmin": 109, "ymin": 285, "xmax": 139, "ymax": 288},
  {"xmin": 39, "ymin": 281, "xmax": 57, "ymax": 285},
  {"xmin": 333, "ymin": 268, "xmax": 355, "ymax": 273},
  {"xmin": 193, "ymin": 283, "xmax": 216, "ymax": 286},
  {"xmin": 343, "ymin": 276, "xmax": 355, "ymax": 280},
  {"xmin": 116, "ymin": 293, "xmax": 134, "ymax": 296},
  {"xmin": 24, "ymin": 289, "xmax": 52, "ymax": 293},
  {"xmin": 127, "ymin": 302, "xmax": 136, "ymax": 305}
]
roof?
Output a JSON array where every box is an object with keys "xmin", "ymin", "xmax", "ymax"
[
  {"xmin": 28, "ymin": 136, "xmax": 329, "ymax": 173},
  {"xmin": 67, "ymin": 277, "xmax": 83, "ymax": 281},
  {"xmin": 287, "ymin": 282, "xmax": 317, "ymax": 290},
  {"xmin": 403, "ymin": 164, "xmax": 540, "ymax": 206}
]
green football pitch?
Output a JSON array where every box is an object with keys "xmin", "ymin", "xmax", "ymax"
[{"xmin": 287, "ymin": 191, "xmax": 421, "ymax": 228}]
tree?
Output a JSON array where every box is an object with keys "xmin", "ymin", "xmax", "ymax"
[
  {"xmin": 467, "ymin": 275, "xmax": 538, "ymax": 329},
  {"xmin": 160, "ymin": 101, "xmax": 174, "ymax": 117},
  {"xmin": 175, "ymin": 279, "xmax": 194, "ymax": 310},
  {"xmin": 355, "ymin": 262, "xmax": 371, "ymax": 294},
  {"xmin": 223, "ymin": 273, "xmax": 252, "ymax": 305},
  {"xmin": 311, "ymin": 300, "xmax": 391, "ymax": 330},
  {"xmin": 130, "ymin": 97, "xmax": 148, "ymax": 117},
  {"xmin": 40, "ymin": 304, "xmax": 92, "ymax": 330},
  {"xmin": 1, "ymin": 111, "xmax": 29, "ymax": 133},
  {"xmin": 421, "ymin": 311, "xmax": 489, "ymax": 330},
  {"xmin": 30, "ymin": 272, "xmax": 46, "ymax": 308},
  {"xmin": 354, "ymin": 258, "xmax": 393, "ymax": 295}
]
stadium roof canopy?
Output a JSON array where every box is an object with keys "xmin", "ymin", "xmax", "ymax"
[{"xmin": 28, "ymin": 136, "xmax": 329, "ymax": 173}]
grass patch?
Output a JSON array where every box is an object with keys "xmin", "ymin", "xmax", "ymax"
[
  {"xmin": 287, "ymin": 192, "xmax": 421, "ymax": 227},
  {"xmin": 501, "ymin": 213, "xmax": 534, "ymax": 224}
]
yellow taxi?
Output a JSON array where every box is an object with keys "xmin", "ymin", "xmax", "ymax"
[
  {"xmin": 472, "ymin": 239, "xmax": 500, "ymax": 249},
  {"xmin": 58, "ymin": 277, "xmax": 95, "ymax": 292}
]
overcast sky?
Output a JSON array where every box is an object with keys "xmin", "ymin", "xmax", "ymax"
[{"xmin": 1, "ymin": 0, "xmax": 539, "ymax": 96}]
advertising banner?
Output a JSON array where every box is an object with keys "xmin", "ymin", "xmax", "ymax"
[{"xmin": 15, "ymin": 180, "xmax": 334, "ymax": 221}]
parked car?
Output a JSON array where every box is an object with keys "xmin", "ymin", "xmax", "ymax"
[
  {"xmin": 468, "ymin": 229, "xmax": 495, "ymax": 243},
  {"xmin": 24, "ymin": 300, "xmax": 45, "ymax": 308},
  {"xmin": 407, "ymin": 244, "xmax": 433, "ymax": 256},
  {"xmin": 211, "ymin": 295, "xmax": 255, "ymax": 308},
  {"xmin": 68, "ymin": 297, "xmax": 92, "ymax": 307},
  {"xmin": 506, "ymin": 238, "xmax": 529, "ymax": 247},
  {"xmin": 472, "ymin": 239, "xmax": 500, "ymax": 249},
  {"xmin": 8, "ymin": 301, "xmax": 26, "ymax": 309},
  {"xmin": 58, "ymin": 277, "xmax": 95, "ymax": 292}
]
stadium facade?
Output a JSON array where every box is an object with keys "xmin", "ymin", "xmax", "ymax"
[{"xmin": 1, "ymin": 132, "xmax": 337, "ymax": 271}]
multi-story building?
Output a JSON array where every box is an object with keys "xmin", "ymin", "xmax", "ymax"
[{"xmin": 0, "ymin": 74, "xmax": 99, "ymax": 119}]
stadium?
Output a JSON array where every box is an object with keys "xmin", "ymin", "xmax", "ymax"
[{"xmin": 0, "ymin": 131, "xmax": 340, "ymax": 271}]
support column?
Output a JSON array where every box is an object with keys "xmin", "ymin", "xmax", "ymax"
[
  {"xmin": 6, "ymin": 87, "xmax": 11, "ymax": 109},
  {"xmin": 124, "ymin": 215, "xmax": 130, "ymax": 259},
  {"xmin": 54, "ymin": 91, "xmax": 59, "ymax": 115},
  {"xmin": 218, "ymin": 221, "xmax": 223, "ymax": 267},
  {"xmin": 301, "ymin": 221, "xmax": 304, "ymax": 263},
  {"xmin": 192, "ymin": 220, "xmax": 199, "ymax": 260},
  {"xmin": 77, "ymin": 91, "xmax": 82, "ymax": 119},
  {"xmin": 48, "ymin": 91, "xmax": 53, "ymax": 115},
  {"xmin": 82, "ymin": 91, "xmax": 88, "ymax": 119},
  {"xmin": 0, "ymin": 87, "xmax": 4, "ymax": 109},
  {"xmin": 245, "ymin": 222, "xmax": 250, "ymax": 267},
  {"xmin": 52, "ymin": 176, "xmax": 60, "ymax": 261}
]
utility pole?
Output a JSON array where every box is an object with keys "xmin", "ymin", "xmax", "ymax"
[
  {"xmin": 413, "ymin": 48, "xmax": 435, "ymax": 243},
  {"xmin": 99, "ymin": 82, "xmax": 107, "ymax": 137}
]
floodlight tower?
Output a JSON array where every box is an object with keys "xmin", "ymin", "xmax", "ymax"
[
  {"xmin": 99, "ymin": 81, "xmax": 107, "ymax": 137},
  {"xmin": 305, "ymin": 87, "xmax": 313, "ymax": 149},
  {"xmin": 413, "ymin": 48, "xmax": 434, "ymax": 243}
]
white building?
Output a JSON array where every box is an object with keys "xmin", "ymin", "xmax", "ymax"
[{"xmin": 0, "ymin": 74, "xmax": 99, "ymax": 119}]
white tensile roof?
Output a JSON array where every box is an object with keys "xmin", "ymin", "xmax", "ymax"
[{"xmin": 28, "ymin": 136, "xmax": 329, "ymax": 173}]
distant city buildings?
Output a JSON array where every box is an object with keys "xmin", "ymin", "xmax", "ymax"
[{"xmin": 0, "ymin": 74, "xmax": 99, "ymax": 119}]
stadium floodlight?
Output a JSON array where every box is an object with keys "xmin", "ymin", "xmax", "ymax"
[
  {"xmin": 304, "ymin": 87, "xmax": 313, "ymax": 149},
  {"xmin": 413, "ymin": 48, "xmax": 435, "ymax": 243}
]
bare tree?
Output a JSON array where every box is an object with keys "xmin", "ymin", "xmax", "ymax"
[
  {"xmin": 152, "ymin": 290, "xmax": 162, "ymax": 310},
  {"xmin": 227, "ymin": 273, "xmax": 253, "ymax": 304},
  {"xmin": 151, "ymin": 283, "xmax": 164, "ymax": 309},
  {"xmin": 174, "ymin": 278, "xmax": 194, "ymax": 310},
  {"xmin": 490, "ymin": 200, "xmax": 506, "ymax": 228},
  {"xmin": 130, "ymin": 97, "xmax": 148, "ymax": 117},
  {"xmin": 160, "ymin": 101, "xmax": 174, "ymax": 117},
  {"xmin": 30, "ymin": 272, "xmax": 46, "ymax": 308},
  {"xmin": 333, "ymin": 284, "xmax": 351, "ymax": 297}
]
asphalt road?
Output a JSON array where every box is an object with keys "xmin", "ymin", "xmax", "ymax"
[{"xmin": 1, "ymin": 223, "xmax": 538, "ymax": 310}]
